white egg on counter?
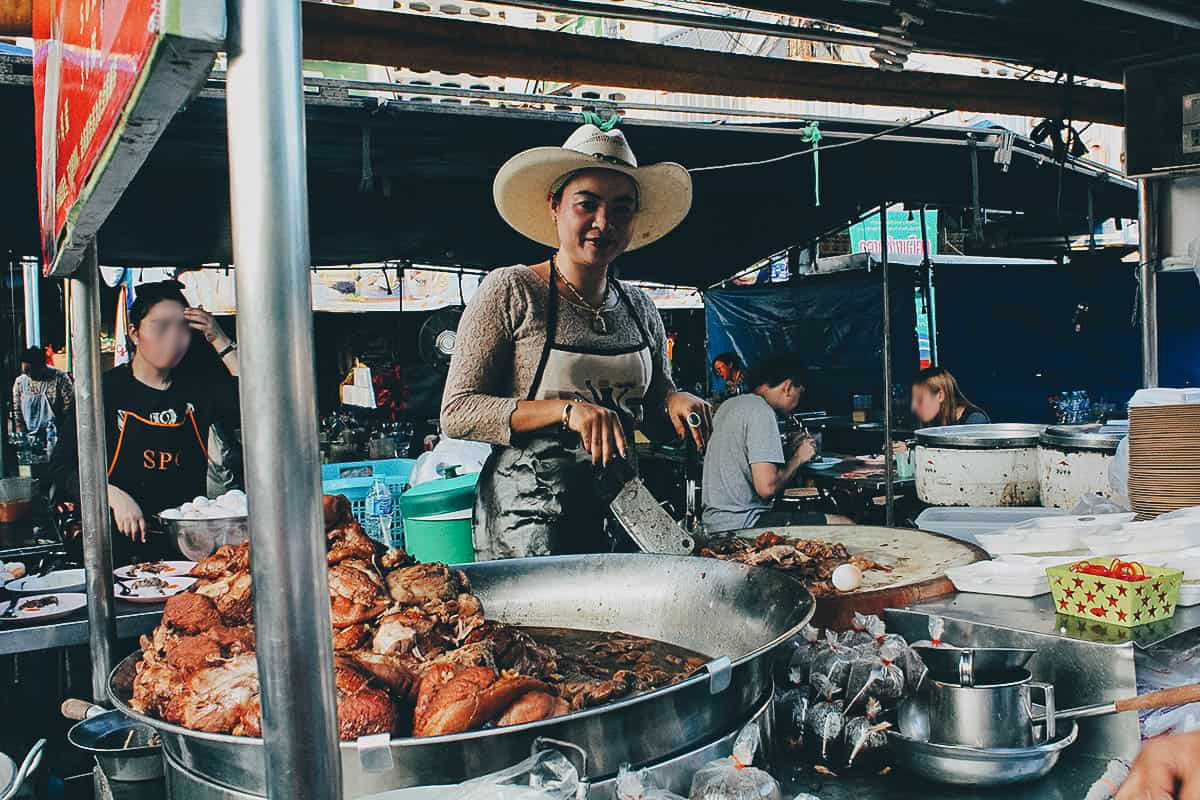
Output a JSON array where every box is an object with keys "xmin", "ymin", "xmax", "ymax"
[{"xmin": 831, "ymin": 563, "xmax": 863, "ymax": 592}]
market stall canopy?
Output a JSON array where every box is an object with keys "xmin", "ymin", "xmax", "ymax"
[
  {"xmin": 0, "ymin": 55, "xmax": 1136, "ymax": 287},
  {"xmin": 723, "ymin": 0, "xmax": 1200, "ymax": 84}
]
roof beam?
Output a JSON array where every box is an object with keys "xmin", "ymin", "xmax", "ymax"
[{"xmin": 300, "ymin": 3, "xmax": 1125, "ymax": 125}]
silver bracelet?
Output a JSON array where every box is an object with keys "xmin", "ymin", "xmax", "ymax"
[{"xmin": 561, "ymin": 402, "xmax": 573, "ymax": 431}]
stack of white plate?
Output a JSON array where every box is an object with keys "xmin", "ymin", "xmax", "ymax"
[{"xmin": 1128, "ymin": 402, "xmax": 1200, "ymax": 519}]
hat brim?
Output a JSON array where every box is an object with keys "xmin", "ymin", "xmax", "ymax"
[{"xmin": 493, "ymin": 147, "xmax": 693, "ymax": 252}]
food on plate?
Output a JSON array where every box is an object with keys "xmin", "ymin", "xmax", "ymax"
[
  {"xmin": 699, "ymin": 532, "xmax": 889, "ymax": 596},
  {"xmin": 20, "ymin": 595, "xmax": 60, "ymax": 612},
  {"xmin": 132, "ymin": 561, "xmax": 172, "ymax": 575},
  {"xmin": 132, "ymin": 495, "xmax": 705, "ymax": 740},
  {"xmin": 130, "ymin": 576, "xmax": 172, "ymax": 592}
]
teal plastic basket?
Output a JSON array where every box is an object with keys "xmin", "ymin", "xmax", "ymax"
[{"xmin": 321, "ymin": 458, "xmax": 415, "ymax": 547}]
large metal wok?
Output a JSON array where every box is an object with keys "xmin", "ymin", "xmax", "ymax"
[{"xmin": 110, "ymin": 553, "xmax": 813, "ymax": 797}]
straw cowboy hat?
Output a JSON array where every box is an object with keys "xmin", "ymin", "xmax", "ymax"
[{"xmin": 493, "ymin": 122, "xmax": 693, "ymax": 251}]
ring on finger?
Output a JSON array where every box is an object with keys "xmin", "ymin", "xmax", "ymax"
[{"xmin": 686, "ymin": 412, "xmax": 703, "ymax": 429}]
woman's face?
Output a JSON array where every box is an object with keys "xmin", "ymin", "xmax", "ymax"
[
  {"xmin": 911, "ymin": 383, "xmax": 944, "ymax": 425},
  {"xmin": 130, "ymin": 300, "xmax": 192, "ymax": 372},
  {"xmin": 551, "ymin": 169, "xmax": 637, "ymax": 270}
]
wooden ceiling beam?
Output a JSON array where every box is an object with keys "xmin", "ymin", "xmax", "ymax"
[{"xmin": 300, "ymin": 3, "xmax": 1125, "ymax": 125}]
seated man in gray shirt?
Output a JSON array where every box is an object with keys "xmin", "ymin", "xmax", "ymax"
[{"xmin": 701, "ymin": 354, "xmax": 851, "ymax": 532}]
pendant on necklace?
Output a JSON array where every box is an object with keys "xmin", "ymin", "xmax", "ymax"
[{"xmin": 591, "ymin": 313, "xmax": 608, "ymax": 335}]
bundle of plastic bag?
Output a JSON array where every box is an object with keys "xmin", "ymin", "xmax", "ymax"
[
  {"xmin": 616, "ymin": 765, "xmax": 686, "ymax": 800},
  {"xmin": 805, "ymin": 675, "xmax": 845, "ymax": 763},
  {"xmin": 368, "ymin": 751, "xmax": 582, "ymax": 800},
  {"xmin": 844, "ymin": 697, "xmax": 890, "ymax": 769},
  {"xmin": 456, "ymin": 750, "xmax": 583, "ymax": 800},
  {"xmin": 864, "ymin": 616, "xmax": 926, "ymax": 695},
  {"xmin": 845, "ymin": 641, "xmax": 905, "ymax": 712},
  {"xmin": 688, "ymin": 725, "xmax": 782, "ymax": 800}
]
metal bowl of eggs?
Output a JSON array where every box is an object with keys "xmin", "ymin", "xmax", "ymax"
[{"xmin": 156, "ymin": 491, "xmax": 249, "ymax": 561}]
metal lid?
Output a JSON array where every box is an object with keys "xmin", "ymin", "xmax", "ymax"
[
  {"xmin": 1039, "ymin": 424, "xmax": 1125, "ymax": 453},
  {"xmin": 914, "ymin": 423, "xmax": 1045, "ymax": 449}
]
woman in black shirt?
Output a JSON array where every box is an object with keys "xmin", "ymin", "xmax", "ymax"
[
  {"xmin": 910, "ymin": 366, "xmax": 990, "ymax": 427},
  {"xmin": 54, "ymin": 281, "xmax": 239, "ymax": 562}
]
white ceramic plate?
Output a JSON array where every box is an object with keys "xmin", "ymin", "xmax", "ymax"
[
  {"xmin": 5, "ymin": 568, "xmax": 86, "ymax": 595},
  {"xmin": 114, "ymin": 561, "xmax": 196, "ymax": 580},
  {"xmin": 0, "ymin": 592, "xmax": 88, "ymax": 622},
  {"xmin": 115, "ymin": 576, "xmax": 197, "ymax": 604}
]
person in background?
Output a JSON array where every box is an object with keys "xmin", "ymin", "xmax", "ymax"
[
  {"xmin": 1115, "ymin": 731, "xmax": 1200, "ymax": 798},
  {"xmin": 12, "ymin": 346, "xmax": 74, "ymax": 452},
  {"xmin": 52, "ymin": 281, "xmax": 239, "ymax": 563},
  {"xmin": 701, "ymin": 353, "xmax": 852, "ymax": 532},
  {"xmin": 910, "ymin": 366, "xmax": 990, "ymax": 427}
]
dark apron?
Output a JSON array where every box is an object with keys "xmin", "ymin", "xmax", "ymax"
[
  {"xmin": 108, "ymin": 407, "xmax": 209, "ymax": 562},
  {"xmin": 473, "ymin": 275, "xmax": 653, "ymax": 560}
]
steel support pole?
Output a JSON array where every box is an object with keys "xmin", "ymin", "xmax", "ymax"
[
  {"xmin": 1137, "ymin": 177, "xmax": 1159, "ymax": 389},
  {"xmin": 69, "ymin": 242, "xmax": 116, "ymax": 704},
  {"xmin": 23, "ymin": 259, "xmax": 41, "ymax": 348},
  {"xmin": 880, "ymin": 205, "xmax": 895, "ymax": 527},
  {"xmin": 918, "ymin": 206, "xmax": 938, "ymax": 367},
  {"xmin": 225, "ymin": 1, "xmax": 342, "ymax": 798}
]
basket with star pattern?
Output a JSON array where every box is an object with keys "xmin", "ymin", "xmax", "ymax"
[{"xmin": 1047, "ymin": 558, "xmax": 1183, "ymax": 628}]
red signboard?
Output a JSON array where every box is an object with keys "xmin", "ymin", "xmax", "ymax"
[{"xmin": 33, "ymin": 0, "xmax": 160, "ymax": 269}]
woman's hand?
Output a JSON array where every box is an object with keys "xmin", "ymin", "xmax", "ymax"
[
  {"xmin": 108, "ymin": 485, "xmax": 147, "ymax": 542},
  {"xmin": 184, "ymin": 307, "xmax": 231, "ymax": 351},
  {"xmin": 566, "ymin": 402, "xmax": 627, "ymax": 466},
  {"xmin": 666, "ymin": 392, "xmax": 713, "ymax": 451}
]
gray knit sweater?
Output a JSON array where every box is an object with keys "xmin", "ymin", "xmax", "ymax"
[{"xmin": 440, "ymin": 265, "xmax": 677, "ymax": 446}]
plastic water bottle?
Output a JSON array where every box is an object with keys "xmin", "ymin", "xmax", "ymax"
[{"xmin": 364, "ymin": 479, "xmax": 395, "ymax": 547}]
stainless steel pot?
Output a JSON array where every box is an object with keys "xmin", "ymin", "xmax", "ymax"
[
  {"xmin": 887, "ymin": 722, "xmax": 1078, "ymax": 787},
  {"xmin": 65, "ymin": 701, "xmax": 163, "ymax": 782},
  {"xmin": 109, "ymin": 553, "xmax": 813, "ymax": 797},
  {"xmin": 156, "ymin": 514, "xmax": 250, "ymax": 561},
  {"xmin": 928, "ymin": 671, "xmax": 1055, "ymax": 748},
  {"xmin": 910, "ymin": 644, "xmax": 1037, "ymax": 687}
]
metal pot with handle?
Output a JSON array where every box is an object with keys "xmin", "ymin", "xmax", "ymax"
[
  {"xmin": 0, "ymin": 739, "xmax": 44, "ymax": 800},
  {"xmin": 63, "ymin": 699, "xmax": 163, "ymax": 782}
]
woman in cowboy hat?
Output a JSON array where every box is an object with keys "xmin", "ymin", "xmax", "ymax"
[{"xmin": 441, "ymin": 121, "xmax": 712, "ymax": 559}]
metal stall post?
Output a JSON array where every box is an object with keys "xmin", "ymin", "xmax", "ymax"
[
  {"xmin": 69, "ymin": 242, "xmax": 117, "ymax": 703},
  {"xmin": 23, "ymin": 258, "xmax": 41, "ymax": 349},
  {"xmin": 1137, "ymin": 177, "xmax": 1159, "ymax": 389},
  {"xmin": 918, "ymin": 206, "xmax": 937, "ymax": 367},
  {"xmin": 880, "ymin": 205, "xmax": 895, "ymax": 527},
  {"xmin": 225, "ymin": 1, "xmax": 343, "ymax": 798}
]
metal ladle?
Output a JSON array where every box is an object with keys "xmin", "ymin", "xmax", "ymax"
[{"xmin": 898, "ymin": 681, "xmax": 1200, "ymax": 743}]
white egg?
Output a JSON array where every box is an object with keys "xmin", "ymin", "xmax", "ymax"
[
  {"xmin": 178, "ymin": 503, "xmax": 196, "ymax": 515},
  {"xmin": 223, "ymin": 490, "xmax": 246, "ymax": 501},
  {"xmin": 160, "ymin": 509, "xmax": 181, "ymax": 520},
  {"xmin": 193, "ymin": 496, "xmax": 211, "ymax": 507},
  {"xmin": 832, "ymin": 563, "xmax": 863, "ymax": 592}
]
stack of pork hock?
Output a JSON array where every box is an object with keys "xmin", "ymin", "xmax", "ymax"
[{"xmin": 132, "ymin": 495, "xmax": 569, "ymax": 739}]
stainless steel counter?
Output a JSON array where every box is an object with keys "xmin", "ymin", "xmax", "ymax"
[{"xmin": 0, "ymin": 602, "xmax": 160, "ymax": 656}]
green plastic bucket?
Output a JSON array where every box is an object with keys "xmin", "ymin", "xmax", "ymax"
[{"xmin": 398, "ymin": 471, "xmax": 480, "ymax": 564}]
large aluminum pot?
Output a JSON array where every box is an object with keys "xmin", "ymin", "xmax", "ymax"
[
  {"xmin": 1038, "ymin": 425, "xmax": 1124, "ymax": 510},
  {"xmin": 915, "ymin": 424, "xmax": 1045, "ymax": 507},
  {"xmin": 110, "ymin": 554, "xmax": 813, "ymax": 797}
]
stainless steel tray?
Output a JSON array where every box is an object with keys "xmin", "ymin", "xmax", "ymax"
[
  {"xmin": 110, "ymin": 553, "xmax": 813, "ymax": 797},
  {"xmin": 915, "ymin": 424, "xmax": 1046, "ymax": 450},
  {"xmin": 888, "ymin": 721, "xmax": 1079, "ymax": 786}
]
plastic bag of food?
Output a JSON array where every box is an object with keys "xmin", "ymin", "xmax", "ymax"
[
  {"xmin": 616, "ymin": 765, "xmax": 686, "ymax": 800},
  {"xmin": 688, "ymin": 725, "xmax": 782, "ymax": 800},
  {"xmin": 868, "ymin": 616, "xmax": 928, "ymax": 695},
  {"xmin": 809, "ymin": 631, "xmax": 853, "ymax": 692},
  {"xmin": 805, "ymin": 675, "xmax": 845, "ymax": 762},
  {"xmin": 838, "ymin": 613, "xmax": 878, "ymax": 649},
  {"xmin": 845, "ymin": 641, "xmax": 905, "ymax": 711},
  {"xmin": 784, "ymin": 625, "xmax": 823, "ymax": 687},
  {"xmin": 844, "ymin": 697, "xmax": 890, "ymax": 769},
  {"xmin": 775, "ymin": 684, "xmax": 812, "ymax": 755}
]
